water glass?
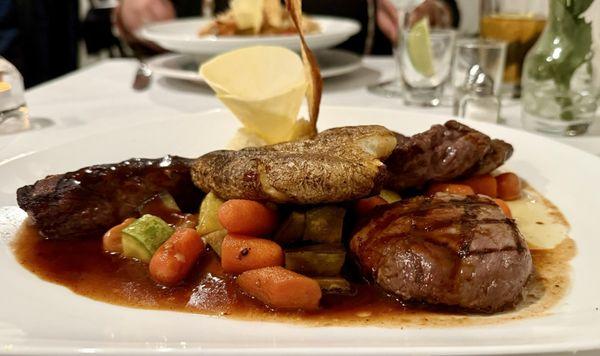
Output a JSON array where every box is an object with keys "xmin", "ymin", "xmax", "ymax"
[
  {"xmin": 452, "ymin": 38, "xmax": 506, "ymax": 115},
  {"xmin": 0, "ymin": 57, "xmax": 29, "ymax": 135},
  {"xmin": 399, "ymin": 28, "xmax": 455, "ymax": 106}
]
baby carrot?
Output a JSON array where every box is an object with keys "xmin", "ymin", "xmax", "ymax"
[
  {"xmin": 149, "ymin": 228, "xmax": 205, "ymax": 286},
  {"xmin": 102, "ymin": 217, "xmax": 136, "ymax": 253},
  {"xmin": 427, "ymin": 183, "xmax": 475, "ymax": 196},
  {"xmin": 221, "ymin": 234, "xmax": 284, "ymax": 274},
  {"xmin": 354, "ymin": 196, "xmax": 387, "ymax": 215},
  {"xmin": 218, "ymin": 199, "xmax": 278, "ymax": 235},
  {"xmin": 237, "ymin": 266, "xmax": 322, "ymax": 311},
  {"xmin": 496, "ymin": 173, "xmax": 522, "ymax": 201},
  {"xmin": 460, "ymin": 174, "xmax": 497, "ymax": 197},
  {"xmin": 493, "ymin": 198, "xmax": 513, "ymax": 218}
]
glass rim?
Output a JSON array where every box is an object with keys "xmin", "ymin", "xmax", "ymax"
[
  {"xmin": 402, "ymin": 28, "xmax": 456, "ymax": 38},
  {"xmin": 429, "ymin": 28, "xmax": 457, "ymax": 37},
  {"xmin": 455, "ymin": 38, "xmax": 507, "ymax": 49}
]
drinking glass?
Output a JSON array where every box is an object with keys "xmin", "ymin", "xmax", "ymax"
[
  {"xmin": 480, "ymin": 0, "xmax": 546, "ymax": 97},
  {"xmin": 399, "ymin": 28, "xmax": 455, "ymax": 106},
  {"xmin": 452, "ymin": 38, "xmax": 506, "ymax": 113},
  {"xmin": 367, "ymin": 0, "xmax": 426, "ymax": 98},
  {"xmin": 0, "ymin": 57, "xmax": 29, "ymax": 135}
]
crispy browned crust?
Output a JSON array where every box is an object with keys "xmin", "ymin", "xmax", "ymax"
[{"xmin": 192, "ymin": 125, "xmax": 398, "ymax": 204}]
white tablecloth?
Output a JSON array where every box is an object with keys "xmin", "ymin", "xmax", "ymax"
[
  {"xmin": 3, "ymin": 56, "xmax": 600, "ymax": 356},
  {"xmin": 2, "ymin": 56, "xmax": 600, "ymax": 162}
]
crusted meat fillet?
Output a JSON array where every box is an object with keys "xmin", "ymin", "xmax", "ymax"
[
  {"xmin": 191, "ymin": 125, "xmax": 398, "ymax": 204},
  {"xmin": 350, "ymin": 193, "xmax": 532, "ymax": 312},
  {"xmin": 16, "ymin": 156, "xmax": 202, "ymax": 239},
  {"xmin": 385, "ymin": 120, "xmax": 513, "ymax": 191}
]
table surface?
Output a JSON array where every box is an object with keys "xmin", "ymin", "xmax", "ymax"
[
  {"xmin": 2, "ymin": 56, "xmax": 600, "ymax": 163},
  {"xmin": 3, "ymin": 56, "xmax": 600, "ymax": 356}
]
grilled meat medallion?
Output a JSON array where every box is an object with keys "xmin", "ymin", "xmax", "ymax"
[
  {"xmin": 192, "ymin": 125, "xmax": 398, "ymax": 204},
  {"xmin": 385, "ymin": 121, "xmax": 513, "ymax": 191},
  {"xmin": 16, "ymin": 156, "xmax": 201, "ymax": 240},
  {"xmin": 350, "ymin": 193, "xmax": 533, "ymax": 312}
]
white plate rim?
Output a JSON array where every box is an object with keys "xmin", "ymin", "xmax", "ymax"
[
  {"xmin": 138, "ymin": 16, "xmax": 361, "ymax": 54},
  {"xmin": 146, "ymin": 50, "xmax": 363, "ymax": 82},
  {"xmin": 1, "ymin": 106, "xmax": 600, "ymax": 355},
  {"xmin": 140, "ymin": 16, "xmax": 361, "ymax": 43}
]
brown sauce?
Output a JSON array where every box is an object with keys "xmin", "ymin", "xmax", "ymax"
[{"xmin": 11, "ymin": 224, "xmax": 575, "ymax": 328}]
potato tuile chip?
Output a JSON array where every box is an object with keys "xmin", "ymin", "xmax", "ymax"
[
  {"xmin": 230, "ymin": 0, "xmax": 264, "ymax": 33},
  {"xmin": 263, "ymin": 0, "xmax": 283, "ymax": 28},
  {"xmin": 199, "ymin": 0, "xmax": 323, "ymax": 145},
  {"xmin": 227, "ymin": 127, "xmax": 268, "ymax": 150},
  {"xmin": 286, "ymin": 0, "xmax": 322, "ymax": 137},
  {"xmin": 200, "ymin": 46, "xmax": 308, "ymax": 144}
]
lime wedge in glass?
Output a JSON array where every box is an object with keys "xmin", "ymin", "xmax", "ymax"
[{"xmin": 407, "ymin": 17, "xmax": 435, "ymax": 78}]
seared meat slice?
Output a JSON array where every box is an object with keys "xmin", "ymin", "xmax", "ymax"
[
  {"xmin": 350, "ymin": 193, "xmax": 532, "ymax": 312},
  {"xmin": 192, "ymin": 125, "xmax": 398, "ymax": 204},
  {"xmin": 17, "ymin": 156, "xmax": 202, "ymax": 239},
  {"xmin": 385, "ymin": 121, "xmax": 513, "ymax": 191}
]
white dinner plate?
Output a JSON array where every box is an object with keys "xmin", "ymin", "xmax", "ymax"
[
  {"xmin": 139, "ymin": 16, "xmax": 361, "ymax": 55},
  {"xmin": 147, "ymin": 50, "xmax": 362, "ymax": 83},
  {"xmin": 1, "ymin": 106, "xmax": 600, "ymax": 355}
]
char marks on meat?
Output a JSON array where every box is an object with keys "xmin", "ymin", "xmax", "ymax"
[
  {"xmin": 385, "ymin": 120, "xmax": 513, "ymax": 191},
  {"xmin": 16, "ymin": 156, "xmax": 202, "ymax": 239},
  {"xmin": 350, "ymin": 193, "xmax": 532, "ymax": 312}
]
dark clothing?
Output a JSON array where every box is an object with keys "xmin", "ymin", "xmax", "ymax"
[
  {"xmin": 303, "ymin": 0, "xmax": 389, "ymax": 55},
  {"xmin": 0, "ymin": 0, "xmax": 79, "ymax": 88},
  {"xmin": 448, "ymin": 0, "xmax": 460, "ymax": 28}
]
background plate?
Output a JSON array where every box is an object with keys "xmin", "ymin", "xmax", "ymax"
[
  {"xmin": 1, "ymin": 107, "xmax": 600, "ymax": 355},
  {"xmin": 147, "ymin": 49, "xmax": 363, "ymax": 82},
  {"xmin": 139, "ymin": 17, "xmax": 361, "ymax": 55}
]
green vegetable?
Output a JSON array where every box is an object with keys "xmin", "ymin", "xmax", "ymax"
[
  {"xmin": 284, "ymin": 244, "xmax": 346, "ymax": 276},
  {"xmin": 122, "ymin": 234, "xmax": 152, "ymax": 262},
  {"xmin": 138, "ymin": 192, "xmax": 181, "ymax": 216},
  {"xmin": 314, "ymin": 276, "xmax": 353, "ymax": 294},
  {"xmin": 122, "ymin": 214, "xmax": 174, "ymax": 262},
  {"xmin": 303, "ymin": 206, "xmax": 345, "ymax": 244},
  {"xmin": 526, "ymin": 0, "xmax": 594, "ymax": 121},
  {"xmin": 379, "ymin": 189, "xmax": 401, "ymax": 203},
  {"xmin": 202, "ymin": 229, "xmax": 228, "ymax": 256},
  {"xmin": 273, "ymin": 211, "xmax": 305, "ymax": 245},
  {"xmin": 197, "ymin": 192, "xmax": 225, "ymax": 235},
  {"xmin": 156, "ymin": 192, "xmax": 180, "ymax": 211}
]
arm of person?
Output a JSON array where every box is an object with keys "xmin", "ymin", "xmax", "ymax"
[{"xmin": 113, "ymin": 0, "xmax": 175, "ymax": 44}]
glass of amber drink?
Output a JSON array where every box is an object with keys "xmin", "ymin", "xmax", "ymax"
[{"xmin": 480, "ymin": 0, "xmax": 546, "ymax": 98}]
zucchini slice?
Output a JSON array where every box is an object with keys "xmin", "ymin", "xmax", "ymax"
[
  {"xmin": 303, "ymin": 206, "xmax": 346, "ymax": 244},
  {"xmin": 284, "ymin": 244, "xmax": 346, "ymax": 276},
  {"xmin": 121, "ymin": 214, "xmax": 174, "ymax": 262}
]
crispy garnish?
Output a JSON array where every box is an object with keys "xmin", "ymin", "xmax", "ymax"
[{"xmin": 286, "ymin": 0, "xmax": 322, "ymax": 136}]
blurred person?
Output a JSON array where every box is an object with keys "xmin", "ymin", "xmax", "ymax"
[
  {"xmin": 0, "ymin": 0, "xmax": 79, "ymax": 88},
  {"xmin": 114, "ymin": 0, "xmax": 458, "ymax": 55}
]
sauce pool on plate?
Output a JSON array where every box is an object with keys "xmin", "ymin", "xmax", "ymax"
[{"xmin": 11, "ymin": 187, "xmax": 575, "ymax": 327}]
